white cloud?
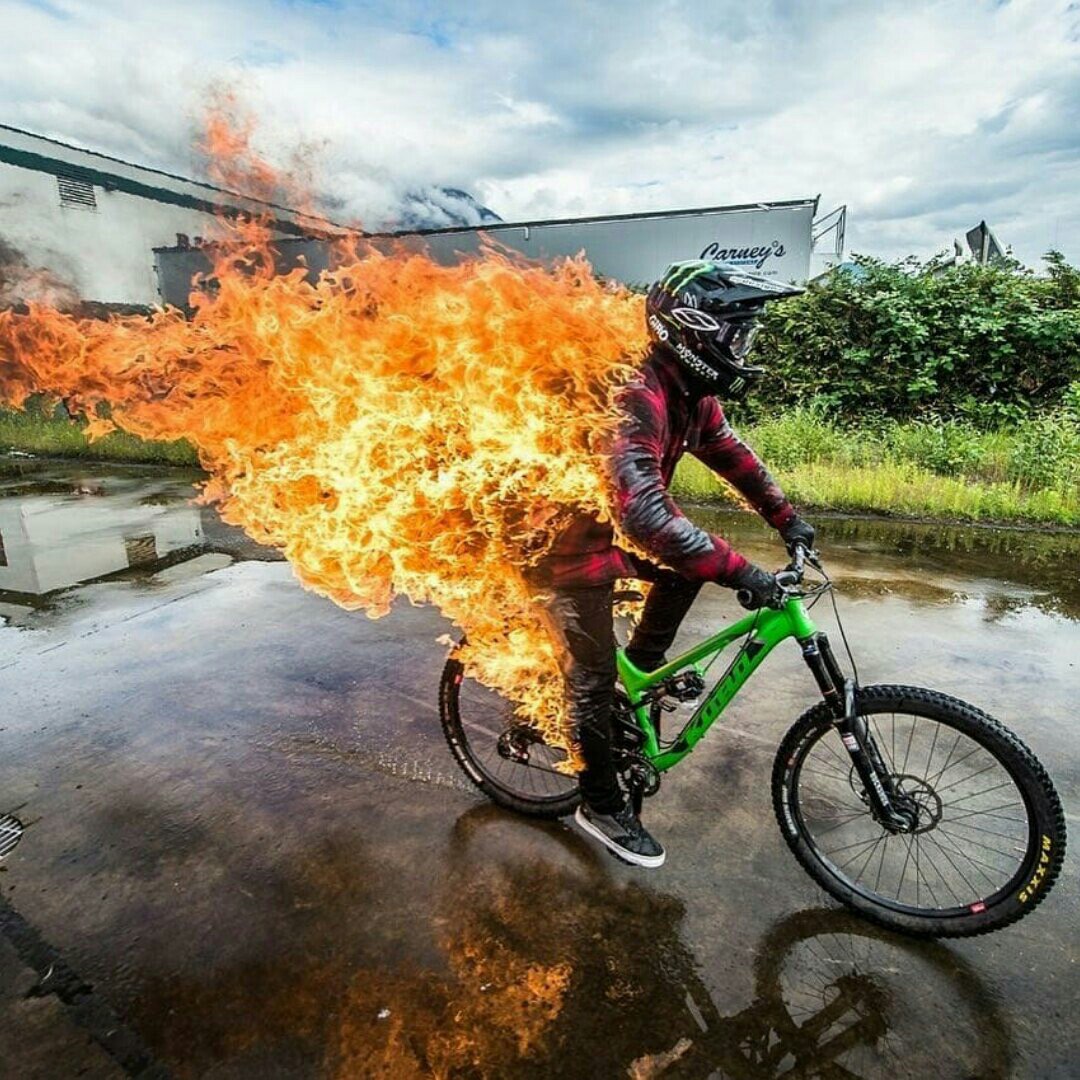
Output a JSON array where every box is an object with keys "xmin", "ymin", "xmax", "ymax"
[{"xmin": 2, "ymin": 0, "xmax": 1078, "ymax": 264}]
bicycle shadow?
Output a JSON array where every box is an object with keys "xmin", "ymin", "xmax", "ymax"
[{"xmin": 325, "ymin": 803, "xmax": 1010, "ymax": 1079}]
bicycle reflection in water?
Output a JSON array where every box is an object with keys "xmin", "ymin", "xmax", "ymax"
[{"xmin": 328, "ymin": 806, "xmax": 1011, "ymax": 1079}]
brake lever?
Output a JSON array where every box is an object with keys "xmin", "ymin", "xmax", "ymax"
[{"xmin": 788, "ymin": 542, "xmax": 823, "ymax": 575}]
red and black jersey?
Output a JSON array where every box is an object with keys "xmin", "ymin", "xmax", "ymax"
[{"xmin": 536, "ymin": 349, "xmax": 794, "ymax": 589}]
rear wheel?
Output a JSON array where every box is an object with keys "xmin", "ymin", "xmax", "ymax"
[
  {"xmin": 439, "ymin": 653, "xmax": 580, "ymax": 818},
  {"xmin": 773, "ymin": 685, "xmax": 1065, "ymax": 937}
]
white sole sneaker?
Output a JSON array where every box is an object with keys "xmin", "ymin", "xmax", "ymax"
[{"xmin": 573, "ymin": 806, "xmax": 666, "ymax": 868}]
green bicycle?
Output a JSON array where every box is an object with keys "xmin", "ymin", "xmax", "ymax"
[{"xmin": 439, "ymin": 545, "xmax": 1066, "ymax": 937}]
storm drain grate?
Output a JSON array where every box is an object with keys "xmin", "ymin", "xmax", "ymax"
[{"xmin": 0, "ymin": 815, "xmax": 23, "ymax": 859}]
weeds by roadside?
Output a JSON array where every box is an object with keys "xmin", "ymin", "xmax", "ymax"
[
  {"xmin": 0, "ymin": 404, "xmax": 197, "ymax": 466},
  {"xmin": 673, "ymin": 403, "xmax": 1080, "ymax": 526}
]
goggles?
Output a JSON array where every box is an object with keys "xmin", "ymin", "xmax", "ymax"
[{"xmin": 715, "ymin": 319, "xmax": 761, "ymax": 362}]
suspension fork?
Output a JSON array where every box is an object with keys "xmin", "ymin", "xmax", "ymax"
[{"xmin": 800, "ymin": 633, "xmax": 914, "ymax": 831}]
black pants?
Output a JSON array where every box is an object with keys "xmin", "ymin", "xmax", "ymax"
[{"xmin": 544, "ymin": 571, "xmax": 702, "ymax": 813}]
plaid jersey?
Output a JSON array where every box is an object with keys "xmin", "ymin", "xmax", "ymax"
[{"xmin": 537, "ymin": 349, "xmax": 795, "ymax": 589}]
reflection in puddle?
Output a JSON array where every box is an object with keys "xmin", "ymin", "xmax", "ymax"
[
  {"xmin": 2, "ymin": 459, "xmax": 1077, "ymax": 624},
  {"xmin": 0, "ymin": 475, "xmax": 202, "ymax": 595},
  {"xmin": 694, "ymin": 506, "xmax": 1080, "ymax": 621},
  {"xmin": 129, "ymin": 807, "xmax": 1010, "ymax": 1078},
  {"xmin": 0, "ymin": 461, "xmax": 244, "ymax": 628}
]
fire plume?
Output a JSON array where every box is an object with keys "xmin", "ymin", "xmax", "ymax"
[{"xmin": 0, "ymin": 119, "xmax": 648, "ymax": 750}]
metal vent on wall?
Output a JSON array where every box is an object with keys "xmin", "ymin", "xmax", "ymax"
[
  {"xmin": 0, "ymin": 815, "xmax": 23, "ymax": 859},
  {"xmin": 57, "ymin": 172, "xmax": 97, "ymax": 209}
]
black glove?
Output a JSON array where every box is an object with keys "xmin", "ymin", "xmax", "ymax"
[
  {"xmin": 780, "ymin": 515, "xmax": 816, "ymax": 556},
  {"xmin": 730, "ymin": 563, "xmax": 782, "ymax": 610}
]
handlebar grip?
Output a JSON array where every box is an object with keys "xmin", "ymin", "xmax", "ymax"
[
  {"xmin": 791, "ymin": 542, "xmax": 806, "ymax": 574},
  {"xmin": 736, "ymin": 589, "xmax": 756, "ymax": 610}
]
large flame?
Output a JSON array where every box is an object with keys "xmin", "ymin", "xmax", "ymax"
[{"xmin": 0, "ymin": 111, "xmax": 648, "ymax": 751}]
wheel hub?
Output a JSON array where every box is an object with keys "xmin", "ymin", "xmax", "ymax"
[
  {"xmin": 848, "ymin": 769, "xmax": 943, "ymax": 834},
  {"xmin": 892, "ymin": 774, "xmax": 944, "ymax": 834},
  {"xmin": 496, "ymin": 724, "xmax": 542, "ymax": 764}
]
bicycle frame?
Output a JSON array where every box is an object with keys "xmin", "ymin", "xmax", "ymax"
[
  {"xmin": 617, "ymin": 584, "xmax": 919, "ymax": 831},
  {"xmin": 616, "ymin": 595, "xmax": 821, "ymax": 772}
]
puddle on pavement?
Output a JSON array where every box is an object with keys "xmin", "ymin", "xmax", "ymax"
[
  {"xmin": 119, "ymin": 806, "xmax": 1014, "ymax": 1079},
  {"xmin": 0, "ymin": 458, "xmax": 279, "ymax": 634},
  {"xmin": 1, "ymin": 457, "xmax": 1076, "ymax": 1078},
  {"xmin": 3, "ymin": 459, "xmax": 1078, "ymax": 632},
  {"xmin": 693, "ymin": 505, "xmax": 1080, "ymax": 622}
]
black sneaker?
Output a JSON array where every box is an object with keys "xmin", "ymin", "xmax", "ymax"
[{"xmin": 573, "ymin": 803, "xmax": 666, "ymax": 868}]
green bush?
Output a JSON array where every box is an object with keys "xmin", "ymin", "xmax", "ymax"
[
  {"xmin": 882, "ymin": 419, "xmax": 989, "ymax": 476},
  {"xmin": 751, "ymin": 253, "xmax": 1080, "ymax": 421}
]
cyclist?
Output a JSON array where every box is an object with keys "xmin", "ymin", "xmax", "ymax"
[{"xmin": 535, "ymin": 260, "xmax": 815, "ymax": 868}]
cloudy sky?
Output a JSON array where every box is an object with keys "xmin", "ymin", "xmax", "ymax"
[{"xmin": 3, "ymin": 0, "xmax": 1079, "ymax": 265}]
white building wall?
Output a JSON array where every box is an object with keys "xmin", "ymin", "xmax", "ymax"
[
  {"xmin": 0, "ymin": 162, "xmax": 229, "ymax": 306},
  {"xmin": 0, "ymin": 124, "xmax": 326, "ymax": 308},
  {"xmin": 415, "ymin": 202, "xmax": 817, "ymax": 287}
]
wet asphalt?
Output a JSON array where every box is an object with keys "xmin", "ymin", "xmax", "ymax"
[{"xmin": 0, "ymin": 458, "xmax": 1077, "ymax": 1079}]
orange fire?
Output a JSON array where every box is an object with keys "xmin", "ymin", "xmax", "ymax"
[{"xmin": 0, "ymin": 112, "xmax": 648, "ymax": 752}]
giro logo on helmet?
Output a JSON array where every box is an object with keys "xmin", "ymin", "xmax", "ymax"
[{"xmin": 647, "ymin": 314, "xmax": 669, "ymax": 341}]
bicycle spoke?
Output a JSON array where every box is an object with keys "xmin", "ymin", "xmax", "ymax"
[
  {"xmin": 829, "ymin": 835, "xmax": 885, "ymax": 870},
  {"xmin": 935, "ymin": 826, "xmax": 1025, "ymax": 861},
  {"xmin": 898, "ymin": 715, "xmax": 917, "ymax": 775},
  {"xmin": 921, "ymin": 721, "xmax": 941, "ymax": 786},
  {"xmin": 819, "ymin": 737, "xmax": 852, "ymax": 772},
  {"xmin": 928, "ymin": 742, "xmax": 983, "ymax": 788},
  {"xmin": 916, "ymin": 838, "xmax": 962, "ymax": 906},
  {"xmin": 895, "ymin": 833, "xmax": 915, "ymax": 903},
  {"xmin": 801, "ymin": 764, "xmax": 854, "ymax": 784},
  {"xmin": 930, "ymin": 831, "xmax": 1002, "ymax": 889},
  {"xmin": 934, "ymin": 759, "xmax": 1001, "ymax": 797},
  {"xmin": 805, "ymin": 812, "xmax": 870, "ymax": 838},
  {"xmin": 796, "ymin": 706, "xmax": 1034, "ymax": 915},
  {"xmin": 944, "ymin": 801, "xmax": 1024, "ymax": 824},
  {"xmin": 920, "ymin": 833, "xmax": 980, "ymax": 900},
  {"xmin": 924, "ymin": 730, "xmax": 964, "ymax": 788},
  {"xmin": 872, "ymin": 833, "xmax": 891, "ymax": 893},
  {"xmin": 940, "ymin": 817, "xmax": 1025, "ymax": 843},
  {"xmin": 853, "ymin": 832, "xmax": 887, "ymax": 884},
  {"xmin": 941, "ymin": 779, "xmax": 1014, "ymax": 807}
]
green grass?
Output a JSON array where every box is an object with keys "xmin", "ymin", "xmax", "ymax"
[
  {"xmin": 0, "ymin": 407, "xmax": 197, "ymax": 466},
  {"xmin": 674, "ymin": 456, "xmax": 1080, "ymax": 526},
  {"xmin": 673, "ymin": 407, "xmax": 1080, "ymax": 526}
]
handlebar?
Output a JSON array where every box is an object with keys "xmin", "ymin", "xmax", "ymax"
[{"xmin": 736, "ymin": 542, "xmax": 818, "ymax": 611}]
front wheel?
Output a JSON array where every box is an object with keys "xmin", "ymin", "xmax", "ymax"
[{"xmin": 773, "ymin": 685, "xmax": 1065, "ymax": 937}]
